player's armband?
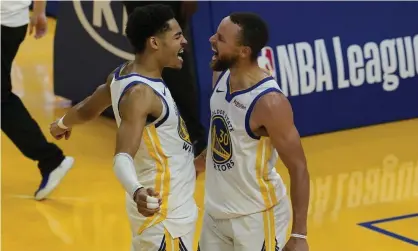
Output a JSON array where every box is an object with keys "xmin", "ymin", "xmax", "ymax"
[{"xmin": 113, "ymin": 153, "xmax": 143, "ymax": 199}]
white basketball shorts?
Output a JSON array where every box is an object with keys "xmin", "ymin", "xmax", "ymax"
[{"xmin": 199, "ymin": 196, "xmax": 291, "ymax": 251}]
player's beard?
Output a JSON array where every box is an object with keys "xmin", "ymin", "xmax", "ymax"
[{"xmin": 210, "ymin": 54, "xmax": 238, "ymax": 71}]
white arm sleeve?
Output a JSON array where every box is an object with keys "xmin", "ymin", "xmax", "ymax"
[{"xmin": 113, "ymin": 153, "xmax": 142, "ymax": 199}]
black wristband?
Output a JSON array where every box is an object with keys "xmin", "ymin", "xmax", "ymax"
[{"xmin": 132, "ymin": 186, "xmax": 144, "ymax": 200}]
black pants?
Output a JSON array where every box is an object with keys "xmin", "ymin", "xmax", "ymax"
[
  {"xmin": 123, "ymin": 2, "xmax": 207, "ymax": 156},
  {"xmin": 1, "ymin": 24, "xmax": 65, "ymax": 175}
]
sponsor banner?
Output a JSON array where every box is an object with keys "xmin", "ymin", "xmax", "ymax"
[
  {"xmin": 194, "ymin": 1, "xmax": 418, "ymax": 136},
  {"xmin": 54, "ymin": 1, "xmax": 418, "ymax": 136}
]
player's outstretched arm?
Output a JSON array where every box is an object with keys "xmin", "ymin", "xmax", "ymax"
[
  {"xmin": 49, "ymin": 72, "xmax": 113, "ymax": 140},
  {"xmin": 252, "ymin": 91, "xmax": 310, "ymax": 251},
  {"xmin": 114, "ymin": 85, "xmax": 162, "ymax": 217}
]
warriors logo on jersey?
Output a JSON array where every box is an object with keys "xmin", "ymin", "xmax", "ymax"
[
  {"xmin": 173, "ymin": 102, "xmax": 193, "ymax": 153},
  {"xmin": 178, "ymin": 116, "xmax": 191, "ymax": 144},
  {"xmin": 210, "ymin": 111, "xmax": 235, "ymax": 171}
]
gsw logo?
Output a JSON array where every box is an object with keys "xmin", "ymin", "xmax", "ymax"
[{"xmin": 257, "ymin": 46, "xmax": 277, "ymax": 80}]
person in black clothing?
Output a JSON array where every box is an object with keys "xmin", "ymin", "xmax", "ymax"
[
  {"xmin": 122, "ymin": 1, "xmax": 207, "ymax": 156},
  {"xmin": 1, "ymin": 0, "xmax": 74, "ymax": 200}
]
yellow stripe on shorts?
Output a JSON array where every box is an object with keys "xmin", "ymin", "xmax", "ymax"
[
  {"xmin": 165, "ymin": 228, "xmax": 180, "ymax": 251},
  {"xmin": 256, "ymin": 137, "xmax": 277, "ymax": 251}
]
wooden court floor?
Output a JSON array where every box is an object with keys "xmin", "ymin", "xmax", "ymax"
[{"xmin": 2, "ymin": 19, "xmax": 418, "ymax": 251}]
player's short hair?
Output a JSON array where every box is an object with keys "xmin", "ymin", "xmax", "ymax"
[
  {"xmin": 125, "ymin": 4, "xmax": 175, "ymax": 54},
  {"xmin": 229, "ymin": 12, "xmax": 269, "ymax": 61}
]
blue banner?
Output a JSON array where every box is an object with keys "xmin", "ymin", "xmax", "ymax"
[
  {"xmin": 54, "ymin": 0, "xmax": 127, "ymax": 115},
  {"xmin": 54, "ymin": 1, "xmax": 418, "ymax": 136},
  {"xmin": 193, "ymin": 2, "xmax": 418, "ymax": 136}
]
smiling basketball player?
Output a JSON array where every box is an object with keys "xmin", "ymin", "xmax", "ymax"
[
  {"xmin": 49, "ymin": 5, "xmax": 198, "ymax": 251},
  {"xmin": 195, "ymin": 12, "xmax": 310, "ymax": 251}
]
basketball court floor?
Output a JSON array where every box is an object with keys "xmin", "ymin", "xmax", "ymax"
[{"xmin": 2, "ymin": 18, "xmax": 417, "ymax": 251}]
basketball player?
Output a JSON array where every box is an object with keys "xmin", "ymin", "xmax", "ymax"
[
  {"xmin": 49, "ymin": 5, "xmax": 198, "ymax": 251},
  {"xmin": 195, "ymin": 13, "xmax": 310, "ymax": 251},
  {"xmin": 122, "ymin": 1, "xmax": 207, "ymax": 157}
]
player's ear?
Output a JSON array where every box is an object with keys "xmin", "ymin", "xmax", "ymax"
[
  {"xmin": 149, "ymin": 36, "xmax": 159, "ymax": 50},
  {"xmin": 240, "ymin": 46, "xmax": 252, "ymax": 59}
]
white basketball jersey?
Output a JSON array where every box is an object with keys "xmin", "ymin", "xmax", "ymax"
[
  {"xmin": 205, "ymin": 70, "xmax": 287, "ymax": 219},
  {"xmin": 110, "ymin": 63, "xmax": 197, "ymax": 238}
]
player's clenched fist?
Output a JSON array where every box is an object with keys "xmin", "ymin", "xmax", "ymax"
[
  {"xmin": 133, "ymin": 187, "xmax": 162, "ymax": 217},
  {"xmin": 49, "ymin": 119, "xmax": 72, "ymax": 140}
]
